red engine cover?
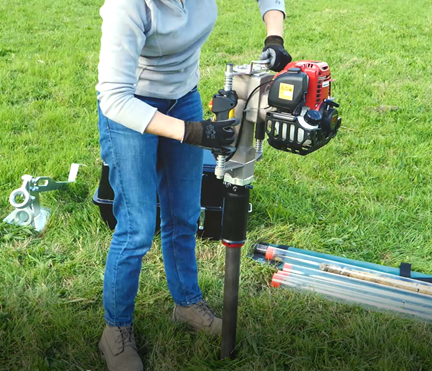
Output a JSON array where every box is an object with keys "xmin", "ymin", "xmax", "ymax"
[{"xmin": 276, "ymin": 61, "xmax": 332, "ymax": 110}]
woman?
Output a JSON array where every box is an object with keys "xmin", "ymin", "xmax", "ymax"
[{"xmin": 96, "ymin": 1, "xmax": 291, "ymax": 369}]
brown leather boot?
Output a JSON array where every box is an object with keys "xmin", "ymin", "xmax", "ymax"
[
  {"xmin": 98, "ymin": 325, "xmax": 143, "ymax": 371},
  {"xmin": 173, "ymin": 300, "xmax": 222, "ymax": 336}
]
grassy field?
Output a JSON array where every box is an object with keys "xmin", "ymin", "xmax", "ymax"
[{"xmin": 1, "ymin": 0, "xmax": 432, "ymax": 369}]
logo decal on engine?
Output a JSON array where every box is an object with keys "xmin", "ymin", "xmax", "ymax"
[{"xmin": 279, "ymin": 83, "xmax": 294, "ymax": 101}]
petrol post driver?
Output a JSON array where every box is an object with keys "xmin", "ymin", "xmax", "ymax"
[{"xmin": 211, "ymin": 59, "xmax": 341, "ymax": 360}]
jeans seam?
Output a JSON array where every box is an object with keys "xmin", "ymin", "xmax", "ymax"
[
  {"xmin": 163, "ymin": 161, "xmax": 191, "ymax": 303},
  {"xmin": 106, "ymin": 121, "xmax": 132, "ymax": 326}
]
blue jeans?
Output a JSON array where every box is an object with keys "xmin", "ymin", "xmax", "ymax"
[{"xmin": 98, "ymin": 88, "xmax": 204, "ymax": 327}]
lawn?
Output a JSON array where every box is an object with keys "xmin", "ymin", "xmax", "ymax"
[{"xmin": 1, "ymin": 0, "xmax": 432, "ymax": 370}]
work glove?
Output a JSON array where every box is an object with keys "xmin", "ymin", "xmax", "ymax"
[
  {"xmin": 261, "ymin": 35, "xmax": 292, "ymax": 72},
  {"xmin": 183, "ymin": 118, "xmax": 239, "ymax": 152}
]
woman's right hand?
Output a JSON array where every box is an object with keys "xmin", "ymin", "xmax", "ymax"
[{"xmin": 183, "ymin": 118, "xmax": 239, "ymax": 151}]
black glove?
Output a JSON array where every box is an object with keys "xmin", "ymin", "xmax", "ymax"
[
  {"xmin": 183, "ymin": 118, "xmax": 239, "ymax": 151},
  {"xmin": 261, "ymin": 35, "xmax": 292, "ymax": 72}
]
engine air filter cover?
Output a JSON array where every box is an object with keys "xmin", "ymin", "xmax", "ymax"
[{"xmin": 268, "ymin": 68, "xmax": 308, "ymax": 114}]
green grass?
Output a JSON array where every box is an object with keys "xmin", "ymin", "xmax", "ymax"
[{"xmin": 1, "ymin": 0, "xmax": 432, "ymax": 369}]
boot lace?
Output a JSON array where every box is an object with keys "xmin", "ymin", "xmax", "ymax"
[
  {"xmin": 115, "ymin": 326, "xmax": 136, "ymax": 351},
  {"xmin": 192, "ymin": 300, "xmax": 216, "ymax": 322}
]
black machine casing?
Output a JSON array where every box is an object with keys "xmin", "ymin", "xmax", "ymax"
[
  {"xmin": 268, "ymin": 67, "xmax": 309, "ymax": 114},
  {"xmin": 265, "ymin": 64, "xmax": 341, "ymax": 156},
  {"xmin": 93, "ymin": 150, "xmax": 223, "ymax": 240}
]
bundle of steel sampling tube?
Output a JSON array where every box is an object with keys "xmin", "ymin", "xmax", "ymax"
[{"xmin": 256, "ymin": 244, "xmax": 432, "ymax": 321}]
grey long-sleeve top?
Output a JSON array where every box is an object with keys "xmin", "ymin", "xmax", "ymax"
[{"xmin": 96, "ymin": 0, "xmax": 285, "ymax": 133}]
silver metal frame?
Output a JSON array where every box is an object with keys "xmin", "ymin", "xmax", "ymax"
[{"xmin": 215, "ymin": 62, "xmax": 274, "ymax": 186}]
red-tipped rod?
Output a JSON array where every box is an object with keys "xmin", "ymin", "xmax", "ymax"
[
  {"xmin": 269, "ymin": 250, "xmax": 432, "ymax": 296},
  {"xmin": 280, "ymin": 263, "xmax": 432, "ymax": 309},
  {"xmin": 271, "ymin": 270, "xmax": 432, "ymax": 321}
]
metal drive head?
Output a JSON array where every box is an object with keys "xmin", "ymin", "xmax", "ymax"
[{"xmin": 213, "ymin": 60, "xmax": 274, "ymax": 185}]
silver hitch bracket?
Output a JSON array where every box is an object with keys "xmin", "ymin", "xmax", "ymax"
[{"xmin": 3, "ymin": 164, "xmax": 83, "ymax": 231}]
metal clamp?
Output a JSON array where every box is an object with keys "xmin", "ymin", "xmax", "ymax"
[{"xmin": 3, "ymin": 164, "xmax": 82, "ymax": 231}]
